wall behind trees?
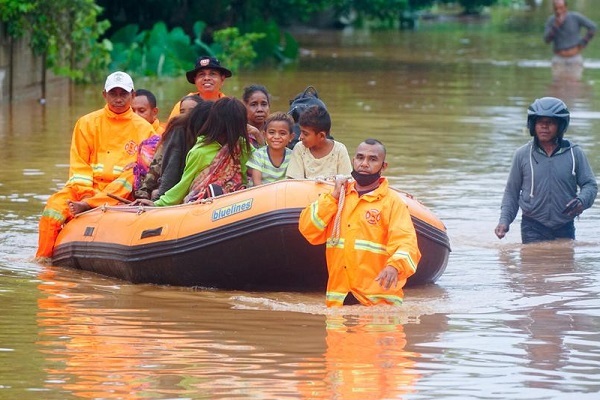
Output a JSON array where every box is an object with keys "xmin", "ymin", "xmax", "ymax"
[
  {"xmin": 0, "ymin": 0, "xmax": 110, "ymax": 103},
  {"xmin": 0, "ymin": 25, "xmax": 65, "ymax": 102}
]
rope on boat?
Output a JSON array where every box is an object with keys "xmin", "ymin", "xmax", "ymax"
[
  {"xmin": 314, "ymin": 175, "xmax": 350, "ymax": 246},
  {"xmin": 191, "ymin": 197, "xmax": 214, "ymax": 205},
  {"xmin": 331, "ymin": 183, "xmax": 346, "ymax": 246},
  {"xmin": 90, "ymin": 196, "xmax": 216, "ymax": 216}
]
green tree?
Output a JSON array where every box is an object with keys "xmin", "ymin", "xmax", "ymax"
[
  {"xmin": 0, "ymin": 0, "xmax": 111, "ymax": 82},
  {"xmin": 0, "ymin": 0, "xmax": 35, "ymax": 37},
  {"xmin": 108, "ymin": 21, "xmax": 267, "ymax": 76},
  {"xmin": 96, "ymin": 0, "xmax": 500, "ymax": 35},
  {"xmin": 96, "ymin": 0, "xmax": 334, "ymax": 36}
]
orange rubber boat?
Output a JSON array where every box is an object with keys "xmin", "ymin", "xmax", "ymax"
[{"xmin": 52, "ymin": 180, "xmax": 450, "ymax": 291}]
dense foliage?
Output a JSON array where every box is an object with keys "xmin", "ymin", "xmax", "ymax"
[
  {"xmin": 2, "ymin": 0, "xmax": 524, "ymax": 82},
  {"xmin": 108, "ymin": 21, "xmax": 273, "ymax": 77},
  {"xmin": 0, "ymin": 0, "xmax": 111, "ymax": 82},
  {"xmin": 96, "ymin": 0, "xmax": 501, "ymax": 36},
  {"xmin": 100, "ymin": 0, "xmax": 502, "ymax": 76}
]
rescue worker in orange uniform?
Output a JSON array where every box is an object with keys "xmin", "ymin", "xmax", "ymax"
[
  {"xmin": 168, "ymin": 56, "xmax": 231, "ymax": 120},
  {"xmin": 35, "ymin": 71, "xmax": 155, "ymax": 261},
  {"xmin": 298, "ymin": 138, "xmax": 421, "ymax": 307}
]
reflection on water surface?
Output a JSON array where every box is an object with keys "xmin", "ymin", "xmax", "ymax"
[{"xmin": 2, "ymin": 6, "xmax": 600, "ymax": 398}]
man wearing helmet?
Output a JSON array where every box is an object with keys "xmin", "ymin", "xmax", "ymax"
[
  {"xmin": 495, "ymin": 97, "xmax": 597, "ymax": 244},
  {"xmin": 544, "ymin": 0, "xmax": 596, "ymax": 80}
]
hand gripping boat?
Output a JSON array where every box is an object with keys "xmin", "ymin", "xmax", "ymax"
[{"xmin": 52, "ymin": 180, "xmax": 451, "ymax": 291}]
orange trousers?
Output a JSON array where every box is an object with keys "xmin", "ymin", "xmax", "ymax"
[{"xmin": 36, "ymin": 186, "xmax": 91, "ymax": 258}]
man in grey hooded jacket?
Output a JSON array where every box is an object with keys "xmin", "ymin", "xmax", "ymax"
[{"xmin": 495, "ymin": 97, "xmax": 597, "ymax": 244}]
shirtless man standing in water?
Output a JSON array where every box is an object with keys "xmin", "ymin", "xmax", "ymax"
[{"xmin": 544, "ymin": 0, "xmax": 596, "ymax": 79}]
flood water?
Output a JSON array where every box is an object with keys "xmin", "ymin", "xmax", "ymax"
[{"xmin": 2, "ymin": 3, "xmax": 600, "ymax": 399}]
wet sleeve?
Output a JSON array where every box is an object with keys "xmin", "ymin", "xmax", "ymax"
[
  {"xmin": 544, "ymin": 16, "xmax": 558, "ymax": 43},
  {"xmin": 575, "ymin": 148, "xmax": 598, "ymax": 209},
  {"xmin": 298, "ymin": 192, "xmax": 339, "ymax": 245},
  {"xmin": 577, "ymin": 13, "xmax": 597, "ymax": 32},
  {"xmin": 385, "ymin": 199, "xmax": 421, "ymax": 280},
  {"xmin": 65, "ymin": 117, "xmax": 95, "ymax": 193},
  {"xmin": 86, "ymin": 168, "xmax": 136, "ymax": 208},
  {"xmin": 498, "ymin": 151, "xmax": 523, "ymax": 227},
  {"xmin": 577, "ymin": 13, "xmax": 596, "ymax": 46}
]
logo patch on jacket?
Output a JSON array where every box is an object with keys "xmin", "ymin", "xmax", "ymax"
[
  {"xmin": 124, "ymin": 140, "xmax": 138, "ymax": 156},
  {"xmin": 365, "ymin": 209, "xmax": 381, "ymax": 225}
]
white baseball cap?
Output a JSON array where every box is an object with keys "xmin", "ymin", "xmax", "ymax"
[{"xmin": 104, "ymin": 71, "xmax": 134, "ymax": 92}]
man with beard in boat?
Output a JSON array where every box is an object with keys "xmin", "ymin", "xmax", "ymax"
[
  {"xmin": 35, "ymin": 71, "xmax": 154, "ymax": 262},
  {"xmin": 495, "ymin": 97, "xmax": 597, "ymax": 244},
  {"xmin": 298, "ymin": 139, "xmax": 421, "ymax": 307},
  {"xmin": 544, "ymin": 0, "xmax": 596, "ymax": 80}
]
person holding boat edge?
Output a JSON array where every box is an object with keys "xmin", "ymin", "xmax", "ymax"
[
  {"xmin": 298, "ymin": 139, "xmax": 421, "ymax": 307},
  {"xmin": 495, "ymin": 97, "xmax": 597, "ymax": 244},
  {"xmin": 35, "ymin": 71, "xmax": 154, "ymax": 261}
]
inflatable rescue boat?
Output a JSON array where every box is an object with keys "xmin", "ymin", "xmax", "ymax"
[{"xmin": 52, "ymin": 180, "xmax": 451, "ymax": 291}]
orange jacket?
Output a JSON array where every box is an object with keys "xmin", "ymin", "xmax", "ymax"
[
  {"xmin": 298, "ymin": 178, "xmax": 421, "ymax": 307},
  {"xmin": 66, "ymin": 105, "xmax": 155, "ymax": 207},
  {"xmin": 168, "ymin": 91, "xmax": 226, "ymax": 120},
  {"xmin": 152, "ymin": 118, "xmax": 165, "ymax": 135}
]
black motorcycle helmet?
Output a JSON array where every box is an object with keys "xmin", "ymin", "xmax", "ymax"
[{"xmin": 527, "ymin": 97, "xmax": 570, "ymax": 138}]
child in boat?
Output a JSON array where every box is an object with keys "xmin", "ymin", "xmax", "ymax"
[
  {"xmin": 246, "ymin": 112, "xmax": 294, "ymax": 186},
  {"xmin": 286, "ymin": 105, "xmax": 352, "ymax": 179}
]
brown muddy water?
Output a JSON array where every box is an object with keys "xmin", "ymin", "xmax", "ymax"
[{"xmin": 2, "ymin": 6, "xmax": 600, "ymax": 400}]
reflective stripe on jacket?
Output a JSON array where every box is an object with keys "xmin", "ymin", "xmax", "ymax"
[
  {"xmin": 299, "ymin": 178, "xmax": 421, "ymax": 307},
  {"xmin": 66, "ymin": 105, "xmax": 155, "ymax": 208}
]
